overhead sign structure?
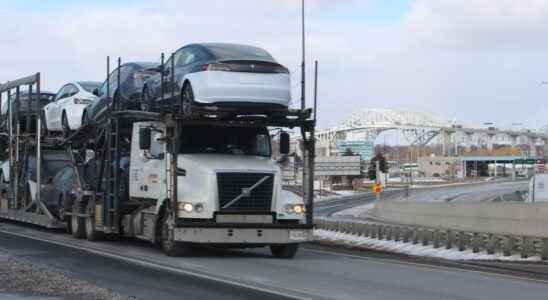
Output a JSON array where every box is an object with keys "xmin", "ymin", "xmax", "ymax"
[
  {"xmin": 314, "ymin": 156, "xmax": 362, "ymax": 176},
  {"xmin": 336, "ymin": 140, "xmax": 373, "ymax": 161}
]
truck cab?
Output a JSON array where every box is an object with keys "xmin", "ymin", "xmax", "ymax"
[{"xmin": 125, "ymin": 121, "xmax": 311, "ymax": 257}]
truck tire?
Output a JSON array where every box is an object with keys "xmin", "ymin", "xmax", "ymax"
[
  {"xmin": 161, "ymin": 212, "xmax": 191, "ymax": 257},
  {"xmin": 270, "ymin": 244, "xmax": 299, "ymax": 258},
  {"xmin": 71, "ymin": 202, "xmax": 86, "ymax": 239},
  {"xmin": 85, "ymin": 201, "xmax": 104, "ymax": 241}
]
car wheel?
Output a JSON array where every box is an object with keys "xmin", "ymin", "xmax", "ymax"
[
  {"xmin": 62, "ymin": 112, "xmax": 71, "ymax": 138},
  {"xmin": 180, "ymin": 83, "xmax": 194, "ymax": 119},
  {"xmin": 40, "ymin": 111, "xmax": 48, "ymax": 136},
  {"xmin": 81, "ymin": 110, "xmax": 88, "ymax": 126},
  {"xmin": 270, "ymin": 244, "xmax": 299, "ymax": 258},
  {"xmin": 161, "ymin": 210, "xmax": 192, "ymax": 256}
]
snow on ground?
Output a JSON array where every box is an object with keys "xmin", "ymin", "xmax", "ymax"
[
  {"xmin": 314, "ymin": 229, "xmax": 542, "ymax": 262},
  {"xmin": 314, "ymin": 190, "xmax": 363, "ymax": 203}
]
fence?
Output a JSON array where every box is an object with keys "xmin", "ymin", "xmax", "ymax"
[{"xmin": 315, "ymin": 201, "xmax": 548, "ymax": 259}]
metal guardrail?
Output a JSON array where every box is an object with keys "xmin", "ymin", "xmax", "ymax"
[{"xmin": 314, "ymin": 217, "xmax": 548, "ymax": 260}]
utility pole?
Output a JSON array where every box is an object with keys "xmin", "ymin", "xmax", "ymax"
[{"xmin": 300, "ymin": 0, "xmax": 306, "ymax": 110}]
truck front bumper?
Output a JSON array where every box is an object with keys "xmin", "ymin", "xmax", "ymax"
[{"xmin": 173, "ymin": 227, "xmax": 313, "ymax": 244}]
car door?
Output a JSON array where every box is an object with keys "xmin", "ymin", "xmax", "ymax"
[
  {"xmin": 60, "ymin": 84, "xmax": 79, "ymax": 115},
  {"xmin": 172, "ymin": 47, "xmax": 203, "ymax": 100},
  {"xmin": 48, "ymin": 85, "xmax": 69, "ymax": 130}
]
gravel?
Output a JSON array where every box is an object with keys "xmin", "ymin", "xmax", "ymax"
[{"xmin": 0, "ymin": 253, "xmax": 134, "ymax": 300}]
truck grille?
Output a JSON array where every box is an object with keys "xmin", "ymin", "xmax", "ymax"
[{"xmin": 217, "ymin": 172, "xmax": 274, "ymax": 212}]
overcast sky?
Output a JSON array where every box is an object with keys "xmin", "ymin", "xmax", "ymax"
[{"xmin": 1, "ymin": 0, "xmax": 548, "ymax": 131}]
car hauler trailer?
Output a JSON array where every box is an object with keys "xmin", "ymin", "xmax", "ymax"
[
  {"xmin": 0, "ymin": 57, "xmax": 316, "ymax": 258},
  {"xmin": 0, "ymin": 73, "xmax": 67, "ymax": 228}
]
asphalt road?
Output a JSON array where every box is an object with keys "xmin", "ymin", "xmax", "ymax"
[
  {"xmin": 314, "ymin": 191, "xmax": 397, "ymax": 217},
  {"xmin": 316, "ymin": 181, "xmax": 528, "ymax": 218},
  {"xmin": 1, "ymin": 222, "xmax": 548, "ymax": 300}
]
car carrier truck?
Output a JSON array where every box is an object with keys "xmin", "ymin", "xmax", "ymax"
[{"xmin": 0, "ymin": 60, "xmax": 316, "ymax": 258}]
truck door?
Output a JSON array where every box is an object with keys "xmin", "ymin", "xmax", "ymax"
[{"xmin": 129, "ymin": 122, "xmax": 167, "ymax": 201}]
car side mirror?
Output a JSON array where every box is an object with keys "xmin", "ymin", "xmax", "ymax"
[
  {"xmin": 280, "ymin": 131, "xmax": 290, "ymax": 155},
  {"xmin": 139, "ymin": 128, "xmax": 151, "ymax": 150},
  {"xmin": 92, "ymin": 88, "xmax": 99, "ymax": 96},
  {"xmin": 162, "ymin": 68, "xmax": 171, "ymax": 77}
]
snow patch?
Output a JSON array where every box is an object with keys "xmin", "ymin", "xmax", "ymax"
[{"xmin": 314, "ymin": 229, "xmax": 542, "ymax": 262}]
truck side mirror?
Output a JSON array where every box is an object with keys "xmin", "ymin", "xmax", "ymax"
[
  {"xmin": 280, "ymin": 131, "xmax": 290, "ymax": 155},
  {"xmin": 139, "ymin": 128, "xmax": 151, "ymax": 150}
]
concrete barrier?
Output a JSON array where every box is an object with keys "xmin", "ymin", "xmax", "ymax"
[{"xmin": 371, "ymin": 202, "xmax": 548, "ymax": 238}]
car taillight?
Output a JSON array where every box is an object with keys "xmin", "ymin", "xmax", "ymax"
[
  {"xmin": 202, "ymin": 62, "xmax": 289, "ymax": 74},
  {"xmin": 202, "ymin": 63, "xmax": 233, "ymax": 72},
  {"xmin": 73, "ymin": 98, "xmax": 91, "ymax": 104},
  {"xmin": 270, "ymin": 65, "xmax": 289, "ymax": 74}
]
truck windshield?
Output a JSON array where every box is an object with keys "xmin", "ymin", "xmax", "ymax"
[{"xmin": 179, "ymin": 125, "xmax": 271, "ymax": 157}]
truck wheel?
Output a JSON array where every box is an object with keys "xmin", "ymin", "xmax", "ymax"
[
  {"xmin": 161, "ymin": 212, "xmax": 191, "ymax": 256},
  {"xmin": 270, "ymin": 244, "xmax": 299, "ymax": 258},
  {"xmin": 85, "ymin": 201, "xmax": 104, "ymax": 241},
  {"xmin": 71, "ymin": 202, "xmax": 86, "ymax": 239}
]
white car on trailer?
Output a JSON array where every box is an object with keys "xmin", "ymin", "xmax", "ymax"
[{"xmin": 42, "ymin": 81, "xmax": 101, "ymax": 136}]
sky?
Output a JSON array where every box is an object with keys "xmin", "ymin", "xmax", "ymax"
[{"xmin": 1, "ymin": 0, "xmax": 548, "ymax": 132}]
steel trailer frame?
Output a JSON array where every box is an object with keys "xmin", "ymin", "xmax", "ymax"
[{"xmin": 0, "ymin": 73, "xmax": 65, "ymax": 228}]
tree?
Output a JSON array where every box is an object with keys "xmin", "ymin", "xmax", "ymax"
[{"xmin": 367, "ymin": 152, "xmax": 389, "ymax": 181}]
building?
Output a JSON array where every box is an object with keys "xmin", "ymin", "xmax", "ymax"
[{"xmin": 417, "ymin": 156, "xmax": 459, "ymax": 178}]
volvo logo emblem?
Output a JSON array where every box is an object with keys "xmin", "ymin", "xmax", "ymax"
[
  {"xmin": 241, "ymin": 187, "xmax": 251, "ymax": 197},
  {"xmin": 250, "ymin": 64, "xmax": 255, "ymax": 71}
]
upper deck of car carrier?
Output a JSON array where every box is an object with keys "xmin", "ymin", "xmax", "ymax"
[{"xmin": 0, "ymin": 62, "xmax": 316, "ymax": 232}]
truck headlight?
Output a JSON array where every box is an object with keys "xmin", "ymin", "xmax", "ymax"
[
  {"xmin": 285, "ymin": 204, "xmax": 306, "ymax": 214},
  {"xmin": 178, "ymin": 202, "xmax": 193, "ymax": 213},
  {"xmin": 177, "ymin": 202, "xmax": 205, "ymax": 213}
]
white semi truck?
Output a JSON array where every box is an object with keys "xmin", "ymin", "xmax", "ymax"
[{"xmin": 0, "ymin": 68, "xmax": 316, "ymax": 258}]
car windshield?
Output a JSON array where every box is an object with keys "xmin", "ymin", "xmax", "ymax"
[
  {"xmin": 205, "ymin": 44, "xmax": 273, "ymax": 60},
  {"xmin": 179, "ymin": 125, "xmax": 271, "ymax": 157},
  {"xmin": 78, "ymin": 82, "xmax": 101, "ymax": 93}
]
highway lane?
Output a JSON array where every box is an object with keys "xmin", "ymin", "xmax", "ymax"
[
  {"xmin": 319, "ymin": 181, "xmax": 528, "ymax": 218},
  {"xmin": 314, "ymin": 190, "xmax": 401, "ymax": 217},
  {"xmin": 1, "ymin": 222, "xmax": 547, "ymax": 300}
]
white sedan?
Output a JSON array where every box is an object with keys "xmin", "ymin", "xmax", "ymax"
[{"xmin": 43, "ymin": 81, "xmax": 101, "ymax": 136}]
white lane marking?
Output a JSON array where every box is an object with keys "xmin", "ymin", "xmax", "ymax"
[
  {"xmin": 0, "ymin": 228, "xmax": 311, "ymax": 300},
  {"xmin": 302, "ymin": 247, "xmax": 548, "ymax": 285}
]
